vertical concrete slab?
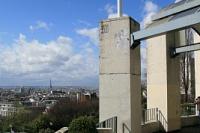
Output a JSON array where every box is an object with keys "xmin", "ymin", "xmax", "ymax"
[
  {"xmin": 194, "ymin": 32, "xmax": 200, "ymax": 104},
  {"xmin": 99, "ymin": 17, "xmax": 141, "ymax": 133},
  {"xmin": 147, "ymin": 32, "xmax": 181, "ymax": 132}
]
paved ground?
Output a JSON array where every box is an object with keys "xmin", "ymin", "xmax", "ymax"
[
  {"xmin": 173, "ymin": 125, "xmax": 200, "ymax": 133},
  {"xmin": 155, "ymin": 125, "xmax": 200, "ymax": 133}
]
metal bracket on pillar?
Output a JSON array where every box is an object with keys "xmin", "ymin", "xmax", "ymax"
[
  {"xmin": 192, "ymin": 27, "xmax": 200, "ymax": 36},
  {"xmin": 170, "ymin": 47, "xmax": 178, "ymax": 58},
  {"xmin": 171, "ymin": 42, "xmax": 200, "ymax": 57},
  {"xmin": 131, "ymin": 34, "xmax": 141, "ymax": 49},
  {"xmin": 193, "ymin": 23, "xmax": 200, "ymax": 35}
]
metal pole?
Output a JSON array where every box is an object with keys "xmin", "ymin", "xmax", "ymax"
[{"xmin": 117, "ymin": 0, "xmax": 122, "ymax": 17}]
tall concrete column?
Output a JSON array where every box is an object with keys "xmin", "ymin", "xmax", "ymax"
[
  {"xmin": 194, "ymin": 32, "xmax": 200, "ymax": 105},
  {"xmin": 147, "ymin": 32, "xmax": 181, "ymax": 132},
  {"xmin": 99, "ymin": 17, "xmax": 141, "ymax": 133}
]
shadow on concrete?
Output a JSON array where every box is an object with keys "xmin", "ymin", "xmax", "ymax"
[
  {"xmin": 154, "ymin": 125, "xmax": 200, "ymax": 133},
  {"xmin": 173, "ymin": 125, "xmax": 200, "ymax": 133}
]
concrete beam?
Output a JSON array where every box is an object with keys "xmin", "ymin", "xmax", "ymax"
[
  {"xmin": 132, "ymin": 10, "xmax": 200, "ymax": 44},
  {"xmin": 172, "ymin": 42, "xmax": 200, "ymax": 56}
]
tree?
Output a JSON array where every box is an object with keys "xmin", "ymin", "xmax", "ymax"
[
  {"xmin": 33, "ymin": 114, "xmax": 52, "ymax": 132},
  {"xmin": 39, "ymin": 128, "xmax": 54, "ymax": 133},
  {"xmin": 180, "ymin": 29, "xmax": 194, "ymax": 103},
  {"xmin": 0, "ymin": 98, "xmax": 99, "ymax": 132},
  {"xmin": 68, "ymin": 116, "xmax": 98, "ymax": 133},
  {"xmin": 0, "ymin": 107, "xmax": 44, "ymax": 132},
  {"xmin": 47, "ymin": 98, "xmax": 99, "ymax": 130}
]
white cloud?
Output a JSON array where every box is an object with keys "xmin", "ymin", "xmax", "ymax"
[
  {"xmin": 141, "ymin": 1, "xmax": 159, "ymax": 28},
  {"xmin": 104, "ymin": 3, "xmax": 127, "ymax": 19},
  {"xmin": 76, "ymin": 28, "xmax": 99, "ymax": 45},
  {"xmin": 0, "ymin": 34, "xmax": 98, "ymax": 85},
  {"xmin": 105, "ymin": 3, "xmax": 116, "ymax": 15},
  {"xmin": 175, "ymin": 0, "xmax": 182, "ymax": 3},
  {"xmin": 78, "ymin": 20, "xmax": 91, "ymax": 27},
  {"xmin": 141, "ymin": 42, "xmax": 147, "ymax": 77},
  {"xmin": 29, "ymin": 21, "xmax": 51, "ymax": 31},
  {"xmin": 140, "ymin": 1, "xmax": 159, "ymax": 80}
]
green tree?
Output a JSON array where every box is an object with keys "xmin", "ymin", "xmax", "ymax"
[
  {"xmin": 68, "ymin": 116, "xmax": 97, "ymax": 133},
  {"xmin": 0, "ymin": 108, "xmax": 44, "ymax": 132},
  {"xmin": 39, "ymin": 128, "xmax": 54, "ymax": 133},
  {"xmin": 33, "ymin": 114, "xmax": 52, "ymax": 132},
  {"xmin": 47, "ymin": 98, "xmax": 99, "ymax": 130}
]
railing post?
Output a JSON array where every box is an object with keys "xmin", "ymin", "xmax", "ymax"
[
  {"xmin": 122, "ymin": 123, "xmax": 124, "ymax": 133},
  {"xmin": 142, "ymin": 109, "xmax": 145, "ymax": 124},
  {"xmin": 156, "ymin": 108, "xmax": 158, "ymax": 121}
]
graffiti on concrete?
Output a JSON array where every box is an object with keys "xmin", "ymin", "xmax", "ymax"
[{"xmin": 114, "ymin": 29, "xmax": 129, "ymax": 49}]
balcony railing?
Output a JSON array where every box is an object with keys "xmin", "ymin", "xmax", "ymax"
[
  {"xmin": 142, "ymin": 108, "xmax": 158, "ymax": 124},
  {"xmin": 122, "ymin": 123, "xmax": 131, "ymax": 133},
  {"xmin": 142, "ymin": 108, "xmax": 168, "ymax": 131},
  {"xmin": 97, "ymin": 116, "xmax": 117, "ymax": 133}
]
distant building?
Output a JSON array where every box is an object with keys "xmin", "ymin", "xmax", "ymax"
[
  {"xmin": 43, "ymin": 100, "xmax": 57, "ymax": 112},
  {"xmin": 50, "ymin": 90, "xmax": 65, "ymax": 95},
  {"xmin": 0, "ymin": 103, "xmax": 17, "ymax": 117},
  {"xmin": 76, "ymin": 92, "xmax": 94, "ymax": 103}
]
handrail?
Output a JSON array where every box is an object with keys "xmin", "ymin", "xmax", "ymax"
[
  {"xmin": 142, "ymin": 108, "xmax": 168, "ymax": 131},
  {"xmin": 97, "ymin": 116, "xmax": 117, "ymax": 133},
  {"xmin": 142, "ymin": 108, "xmax": 158, "ymax": 124},
  {"xmin": 158, "ymin": 110, "xmax": 168, "ymax": 131},
  {"xmin": 122, "ymin": 123, "xmax": 131, "ymax": 133}
]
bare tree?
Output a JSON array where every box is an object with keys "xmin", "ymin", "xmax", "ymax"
[{"xmin": 180, "ymin": 29, "xmax": 194, "ymax": 103}]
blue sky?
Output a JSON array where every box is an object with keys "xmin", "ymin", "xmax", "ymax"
[{"xmin": 0, "ymin": 0, "xmax": 176, "ymax": 87}]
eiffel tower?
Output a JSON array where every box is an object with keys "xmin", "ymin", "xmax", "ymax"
[{"xmin": 50, "ymin": 79, "xmax": 52, "ymax": 89}]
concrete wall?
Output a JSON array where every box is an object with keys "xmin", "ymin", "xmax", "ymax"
[
  {"xmin": 147, "ymin": 32, "xmax": 181, "ymax": 132},
  {"xmin": 194, "ymin": 32, "xmax": 200, "ymax": 104},
  {"xmin": 181, "ymin": 116, "xmax": 200, "ymax": 127},
  {"xmin": 99, "ymin": 16, "xmax": 141, "ymax": 133}
]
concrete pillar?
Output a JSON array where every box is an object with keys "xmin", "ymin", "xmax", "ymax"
[
  {"xmin": 147, "ymin": 32, "xmax": 181, "ymax": 132},
  {"xmin": 194, "ymin": 32, "xmax": 200, "ymax": 105},
  {"xmin": 99, "ymin": 17, "xmax": 141, "ymax": 133}
]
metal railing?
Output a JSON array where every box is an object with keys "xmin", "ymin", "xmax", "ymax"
[
  {"xmin": 142, "ymin": 108, "xmax": 168, "ymax": 131},
  {"xmin": 181, "ymin": 103, "xmax": 196, "ymax": 116},
  {"xmin": 97, "ymin": 116, "xmax": 117, "ymax": 133},
  {"xmin": 142, "ymin": 108, "xmax": 158, "ymax": 124},
  {"xmin": 158, "ymin": 110, "xmax": 168, "ymax": 131},
  {"xmin": 122, "ymin": 123, "xmax": 131, "ymax": 133}
]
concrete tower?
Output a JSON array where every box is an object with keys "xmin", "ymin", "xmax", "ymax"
[{"xmin": 99, "ymin": 16, "xmax": 141, "ymax": 133}]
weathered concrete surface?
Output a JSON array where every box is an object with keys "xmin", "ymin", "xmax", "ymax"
[
  {"xmin": 147, "ymin": 32, "xmax": 181, "ymax": 132},
  {"xmin": 181, "ymin": 115, "xmax": 200, "ymax": 127},
  {"xmin": 97, "ymin": 128, "xmax": 112, "ymax": 133},
  {"xmin": 170, "ymin": 126, "xmax": 200, "ymax": 133},
  {"xmin": 99, "ymin": 17, "xmax": 141, "ymax": 133},
  {"xmin": 142, "ymin": 122, "xmax": 160, "ymax": 133}
]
